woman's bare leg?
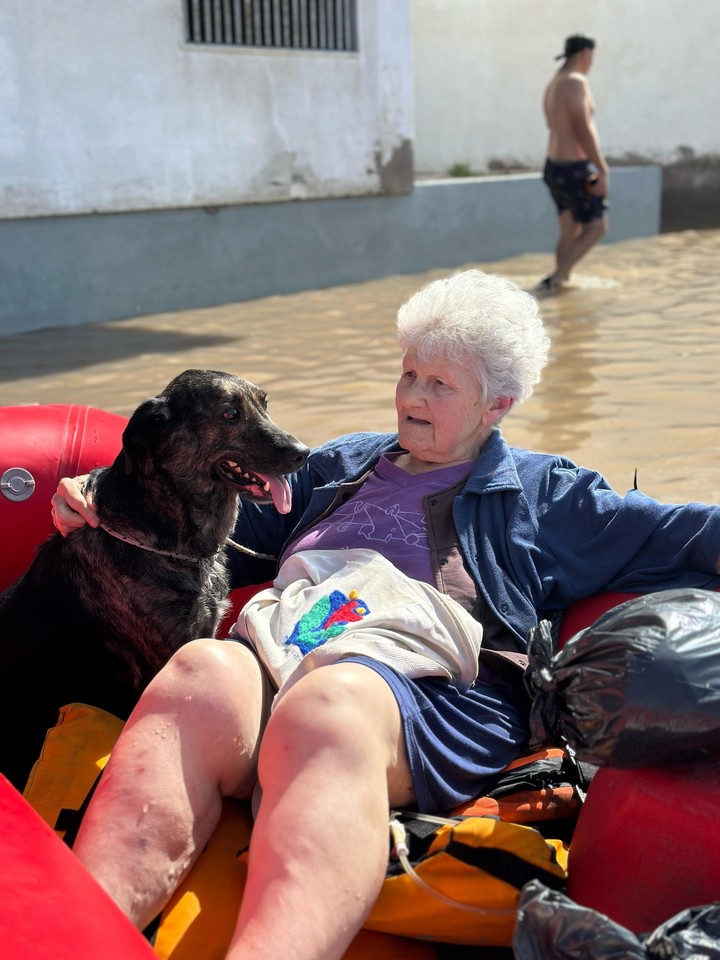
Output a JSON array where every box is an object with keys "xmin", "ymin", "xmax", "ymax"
[
  {"xmin": 73, "ymin": 639, "xmax": 269, "ymax": 930},
  {"xmin": 227, "ymin": 662, "xmax": 414, "ymax": 960}
]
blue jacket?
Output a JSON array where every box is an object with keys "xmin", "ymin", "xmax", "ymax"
[{"xmin": 227, "ymin": 430, "xmax": 720, "ymax": 649}]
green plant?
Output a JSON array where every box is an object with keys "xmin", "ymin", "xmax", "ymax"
[{"xmin": 447, "ymin": 162, "xmax": 475, "ymax": 178}]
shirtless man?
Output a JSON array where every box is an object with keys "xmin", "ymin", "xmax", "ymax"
[{"xmin": 537, "ymin": 35, "xmax": 609, "ymax": 294}]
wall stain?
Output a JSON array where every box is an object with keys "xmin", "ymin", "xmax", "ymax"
[{"xmin": 374, "ymin": 139, "xmax": 414, "ymax": 195}]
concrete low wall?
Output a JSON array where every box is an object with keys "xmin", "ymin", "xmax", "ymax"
[
  {"xmin": 660, "ymin": 155, "xmax": 720, "ymax": 232},
  {"xmin": 0, "ymin": 165, "xmax": 661, "ymax": 336}
]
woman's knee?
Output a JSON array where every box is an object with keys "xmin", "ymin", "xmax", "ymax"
[
  {"xmin": 265, "ymin": 664, "xmax": 402, "ymax": 763},
  {"xmin": 145, "ymin": 638, "xmax": 267, "ymax": 719},
  {"xmin": 164, "ymin": 636, "xmax": 233, "ymax": 676},
  {"xmin": 135, "ymin": 639, "xmax": 269, "ymax": 796},
  {"xmin": 165, "ymin": 636, "xmax": 253, "ymax": 679}
]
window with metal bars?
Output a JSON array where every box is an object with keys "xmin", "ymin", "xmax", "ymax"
[{"xmin": 184, "ymin": 0, "xmax": 358, "ymax": 51}]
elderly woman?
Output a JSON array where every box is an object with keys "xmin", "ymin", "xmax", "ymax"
[{"xmin": 52, "ymin": 270, "xmax": 720, "ymax": 960}]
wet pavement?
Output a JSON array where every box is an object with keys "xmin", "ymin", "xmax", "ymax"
[{"xmin": 1, "ymin": 227, "xmax": 719, "ymax": 505}]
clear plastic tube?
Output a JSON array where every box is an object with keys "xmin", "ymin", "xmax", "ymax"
[{"xmin": 388, "ymin": 817, "xmax": 517, "ymax": 918}]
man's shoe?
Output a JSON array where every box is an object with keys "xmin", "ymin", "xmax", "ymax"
[{"xmin": 535, "ymin": 275, "xmax": 556, "ymax": 293}]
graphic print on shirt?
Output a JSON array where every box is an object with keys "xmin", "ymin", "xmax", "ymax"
[
  {"xmin": 335, "ymin": 501, "xmax": 427, "ymax": 546},
  {"xmin": 285, "ymin": 589, "xmax": 371, "ymax": 655}
]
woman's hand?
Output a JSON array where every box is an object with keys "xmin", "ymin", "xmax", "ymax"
[{"xmin": 51, "ymin": 475, "xmax": 99, "ymax": 537}]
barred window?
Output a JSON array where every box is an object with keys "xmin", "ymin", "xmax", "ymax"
[{"xmin": 184, "ymin": 0, "xmax": 358, "ymax": 51}]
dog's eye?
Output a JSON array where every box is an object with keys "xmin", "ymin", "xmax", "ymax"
[{"xmin": 222, "ymin": 407, "xmax": 240, "ymax": 421}]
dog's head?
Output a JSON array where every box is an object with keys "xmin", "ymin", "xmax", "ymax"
[{"xmin": 121, "ymin": 369, "xmax": 309, "ymax": 514}]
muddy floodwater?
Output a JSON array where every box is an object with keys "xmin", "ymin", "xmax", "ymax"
[{"xmin": 2, "ymin": 228, "xmax": 719, "ymax": 505}]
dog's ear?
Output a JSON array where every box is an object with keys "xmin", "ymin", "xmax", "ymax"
[{"xmin": 121, "ymin": 397, "xmax": 171, "ymax": 476}]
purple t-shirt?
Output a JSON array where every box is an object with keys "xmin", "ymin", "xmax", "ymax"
[
  {"xmin": 278, "ymin": 453, "xmax": 528, "ymax": 813},
  {"xmin": 283, "ymin": 454, "xmax": 472, "ymax": 584}
]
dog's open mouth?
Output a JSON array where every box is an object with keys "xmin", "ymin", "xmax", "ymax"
[{"xmin": 215, "ymin": 460, "xmax": 292, "ymax": 514}]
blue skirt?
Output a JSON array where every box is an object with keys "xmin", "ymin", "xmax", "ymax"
[{"xmin": 343, "ymin": 655, "xmax": 529, "ymax": 814}]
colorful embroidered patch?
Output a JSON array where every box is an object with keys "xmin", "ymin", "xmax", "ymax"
[{"xmin": 285, "ymin": 589, "xmax": 370, "ymax": 656}]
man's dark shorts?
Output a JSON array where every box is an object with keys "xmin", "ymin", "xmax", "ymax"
[{"xmin": 543, "ymin": 158, "xmax": 608, "ymax": 223}]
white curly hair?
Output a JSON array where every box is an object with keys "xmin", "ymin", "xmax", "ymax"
[{"xmin": 396, "ymin": 269, "xmax": 550, "ymax": 410}]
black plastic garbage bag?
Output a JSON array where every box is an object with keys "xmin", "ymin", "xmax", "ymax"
[
  {"xmin": 525, "ymin": 588, "xmax": 720, "ymax": 767},
  {"xmin": 513, "ymin": 879, "xmax": 720, "ymax": 959}
]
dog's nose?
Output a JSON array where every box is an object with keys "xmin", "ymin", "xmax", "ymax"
[{"xmin": 287, "ymin": 442, "xmax": 310, "ymax": 467}]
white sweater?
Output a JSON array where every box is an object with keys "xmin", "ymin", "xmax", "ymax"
[{"xmin": 234, "ymin": 548, "xmax": 483, "ymax": 703}]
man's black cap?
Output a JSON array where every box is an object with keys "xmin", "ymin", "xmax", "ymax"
[{"xmin": 555, "ymin": 34, "xmax": 595, "ymax": 60}]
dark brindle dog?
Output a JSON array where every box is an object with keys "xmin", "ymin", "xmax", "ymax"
[{"xmin": 0, "ymin": 369, "xmax": 309, "ymax": 790}]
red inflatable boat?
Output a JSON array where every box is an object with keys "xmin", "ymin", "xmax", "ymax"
[{"xmin": 1, "ymin": 402, "xmax": 718, "ymax": 955}]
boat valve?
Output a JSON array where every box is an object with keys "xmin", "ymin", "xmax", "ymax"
[{"xmin": 1, "ymin": 467, "xmax": 36, "ymax": 502}]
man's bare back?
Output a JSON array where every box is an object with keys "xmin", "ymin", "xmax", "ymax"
[{"xmin": 544, "ymin": 70, "xmax": 597, "ymax": 163}]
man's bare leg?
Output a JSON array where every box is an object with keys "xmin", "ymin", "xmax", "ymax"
[
  {"xmin": 553, "ymin": 211, "xmax": 608, "ymax": 284},
  {"xmin": 73, "ymin": 639, "xmax": 269, "ymax": 930},
  {"xmin": 227, "ymin": 663, "xmax": 414, "ymax": 960},
  {"xmin": 554, "ymin": 211, "xmax": 581, "ymax": 281}
]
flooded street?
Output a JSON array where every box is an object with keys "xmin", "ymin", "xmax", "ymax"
[{"xmin": 1, "ymin": 227, "xmax": 719, "ymax": 505}]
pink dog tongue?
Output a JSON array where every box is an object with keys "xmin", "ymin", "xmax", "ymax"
[{"xmin": 265, "ymin": 475, "xmax": 292, "ymax": 514}]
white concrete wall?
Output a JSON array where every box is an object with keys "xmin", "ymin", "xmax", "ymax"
[
  {"xmin": 0, "ymin": 0, "xmax": 413, "ymax": 219},
  {"xmin": 411, "ymin": 0, "xmax": 720, "ymax": 174}
]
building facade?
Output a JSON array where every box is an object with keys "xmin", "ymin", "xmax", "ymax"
[{"xmin": 1, "ymin": 0, "xmax": 413, "ymax": 219}]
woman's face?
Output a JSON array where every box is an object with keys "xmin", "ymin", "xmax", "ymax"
[{"xmin": 395, "ymin": 350, "xmax": 502, "ymax": 465}]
